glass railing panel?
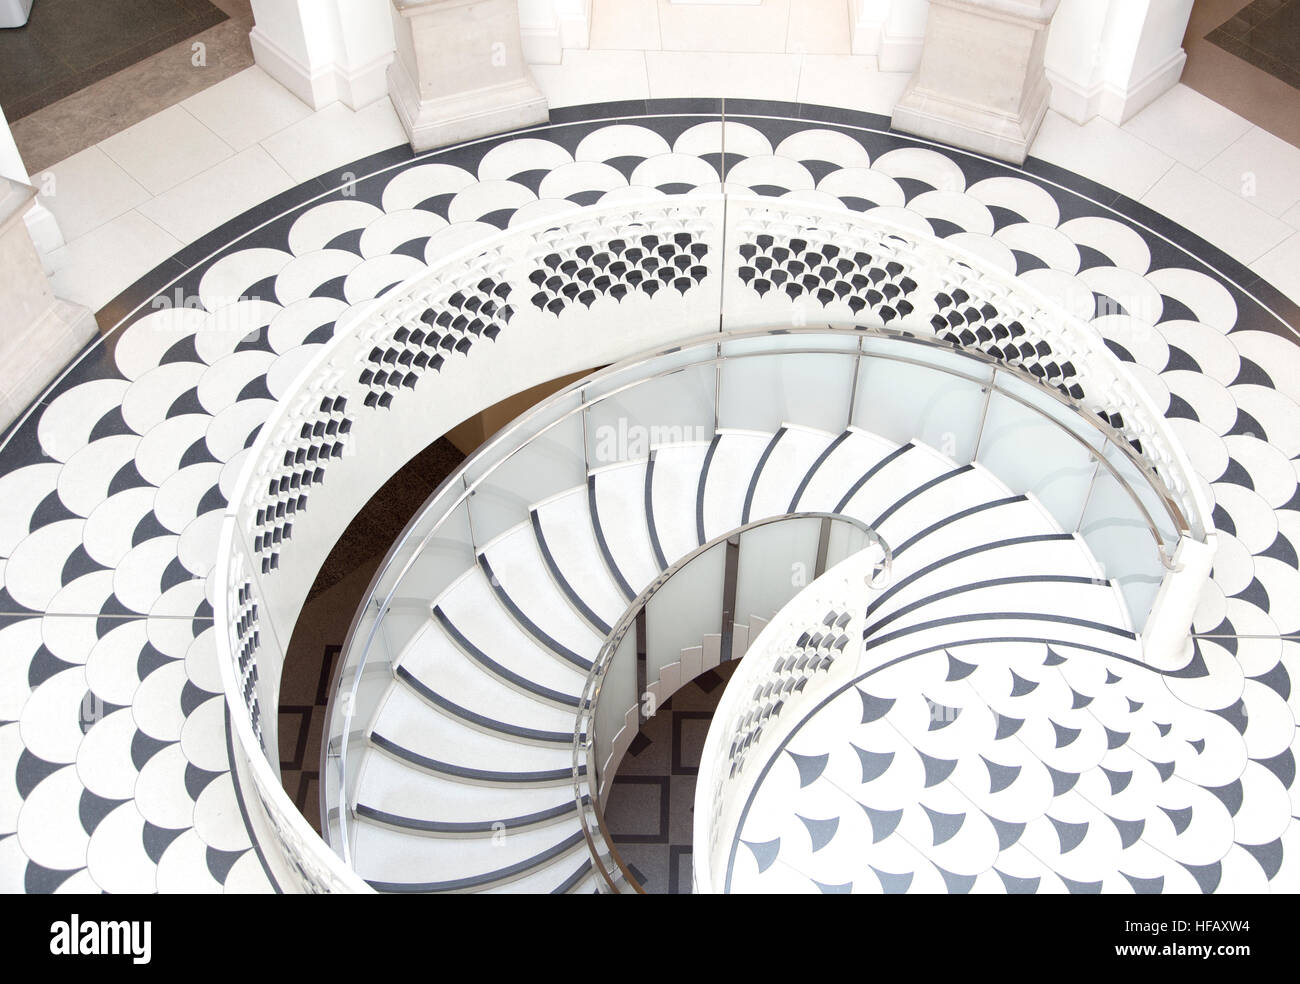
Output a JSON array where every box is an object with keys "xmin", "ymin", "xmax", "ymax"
[
  {"xmin": 824, "ymin": 519, "xmax": 875, "ymax": 572},
  {"xmin": 717, "ymin": 350, "xmax": 856, "ymax": 435},
  {"xmin": 381, "ymin": 497, "xmax": 476, "ymax": 619},
  {"xmin": 584, "ymin": 363, "xmax": 717, "ymax": 467},
  {"xmin": 594, "ymin": 628, "xmax": 638, "ymax": 802},
  {"xmin": 464, "ymin": 409, "xmax": 586, "ymax": 546},
  {"xmin": 1102, "ymin": 439, "xmax": 1180, "ymax": 548},
  {"xmin": 976, "ymin": 389, "xmax": 1099, "ymax": 533},
  {"xmin": 734, "ymin": 519, "xmax": 820, "ymax": 632},
  {"xmin": 991, "ymin": 368, "xmax": 1109, "ymax": 453},
  {"xmin": 1077, "ymin": 465, "xmax": 1165, "ymax": 632},
  {"xmin": 646, "ymin": 540, "xmax": 726, "ymax": 686},
  {"xmin": 852, "ymin": 352, "xmax": 989, "ymax": 462}
]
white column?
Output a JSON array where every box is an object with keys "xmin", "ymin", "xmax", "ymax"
[
  {"xmin": 1045, "ymin": 0, "xmax": 1194, "ymax": 125},
  {"xmin": 249, "ymin": 0, "xmax": 396, "ymax": 111},
  {"xmin": 0, "ymin": 104, "xmax": 63, "ymax": 259},
  {"xmin": 849, "ymin": 0, "xmax": 930, "ymax": 72},
  {"xmin": 388, "ymin": 0, "xmax": 548, "ymax": 152},
  {"xmin": 892, "ymin": 0, "xmax": 1059, "ymax": 164},
  {"xmin": 518, "ymin": 0, "xmax": 592, "ymax": 65}
]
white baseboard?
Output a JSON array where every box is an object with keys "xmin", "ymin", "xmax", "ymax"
[
  {"xmin": 251, "ymin": 25, "xmax": 395, "ymax": 111},
  {"xmin": 878, "ymin": 30, "xmax": 924, "ymax": 73},
  {"xmin": 521, "ymin": 25, "xmax": 565, "ymax": 66},
  {"xmin": 250, "ymin": 26, "xmax": 333, "ymax": 109},
  {"xmin": 1047, "ymin": 47, "xmax": 1186, "ymax": 126},
  {"xmin": 23, "ymin": 201, "xmax": 64, "ymax": 262}
]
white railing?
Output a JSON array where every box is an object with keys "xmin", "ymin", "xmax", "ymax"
[
  {"xmin": 212, "ymin": 193, "xmax": 1214, "ymax": 891},
  {"xmin": 692, "ymin": 547, "xmax": 881, "ymax": 895}
]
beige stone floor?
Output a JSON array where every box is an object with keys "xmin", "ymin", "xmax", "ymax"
[{"xmin": 11, "ymin": 0, "xmax": 254, "ymax": 172}]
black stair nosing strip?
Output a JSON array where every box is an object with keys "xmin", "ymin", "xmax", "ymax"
[
  {"xmin": 863, "ymin": 573, "xmax": 1107, "ymax": 638},
  {"xmin": 696, "ymin": 431, "xmax": 722, "ymax": 547},
  {"xmin": 354, "ymin": 796, "xmax": 588, "ymax": 836},
  {"xmin": 530, "ymin": 509, "xmax": 612, "ymax": 636},
  {"xmin": 864, "ymin": 610, "xmax": 1139, "ymax": 651},
  {"xmin": 552, "ymin": 858, "xmax": 594, "ymax": 894},
  {"xmin": 433, "ymin": 603, "xmax": 585, "ymax": 706},
  {"xmin": 788, "ymin": 429, "xmax": 852, "ymax": 512},
  {"xmin": 587, "ymin": 472, "xmax": 638, "ymax": 602},
  {"xmin": 868, "ymin": 462, "xmax": 975, "ymax": 530},
  {"xmin": 475, "ymin": 554, "xmax": 594, "ymax": 673},
  {"xmin": 741, "ymin": 426, "xmax": 787, "ymax": 525},
  {"xmin": 394, "ymin": 664, "xmax": 577, "ymax": 744},
  {"xmin": 832, "ymin": 441, "xmax": 915, "ymax": 513},
  {"xmin": 893, "ymin": 494, "xmax": 1029, "ymax": 558},
  {"xmin": 367, "ymin": 829, "xmax": 588, "ymax": 893},
  {"xmin": 370, "ymin": 732, "xmax": 584, "ymax": 784},
  {"xmin": 644, "ymin": 451, "xmax": 669, "ymax": 571},
  {"xmin": 865, "ymin": 532, "xmax": 1077, "ymax": 617}
]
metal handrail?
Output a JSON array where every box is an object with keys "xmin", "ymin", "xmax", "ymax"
[
  {"xmin": 324, "ymin": 326, "xmax": 1194, "ymax": 871},
  {"xmin": 571, "ymin": 511, "xmax": 888, "ymax": 893}
]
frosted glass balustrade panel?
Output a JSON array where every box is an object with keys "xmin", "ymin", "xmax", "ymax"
[
  {"xmin": 585, "ymin": 363, "xmax": 717, "ymax": 468},
  {"xmin": 1077, "ymin": 465, "xmax": 1165, "ymax": 632},
  {"xmin": 595, "ymin": 629, "xmax": 639, "ymax": 798},
  {"xmin": 461, "ymin": 391, "xmax": 587, "ymax": 546},
  {"xmin": 976, "ymin": 389, "xmax": 1098, "ymax": 532},
  {"xmin": 1101, "ymin": 439, "xmax": 1181, "ymax": 549},
  {"xmin": 646, "ymin": 540, "xmax": 726, "ymax": 686},
  {"xmin": 735, "ymin": 519, "xmax": 819, "ymax": 628},
  {"xmin": 824, "ymin": 520, "xmax": 875, "ymax": 572},
  {"xmin": 717, "ymin": 342, "xmax": 857, "ymax": 435},
  {"xmin": 382, "ymin": 497, "xmax": 475, "ymax": 609},
  {"xmin": 992, "ymin": 369, "xmax": 1109, "ymax": 453},
  {"xmin": 852, "ymin": 341, "xmax": 991, "ymax": 462}
]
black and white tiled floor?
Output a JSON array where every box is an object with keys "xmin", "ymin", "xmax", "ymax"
[{"xmin": 1, "ymin": 99, "xmax": 1298, "ymax": 893}]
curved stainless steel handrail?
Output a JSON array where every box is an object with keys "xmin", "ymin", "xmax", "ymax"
[
  {"xmin": 323, "ymin": 326, "xmax": 1191, "ymax": 873},
  {"xmin": 570, "ymin": 512, "xmax": 889, "ymax": 893}
]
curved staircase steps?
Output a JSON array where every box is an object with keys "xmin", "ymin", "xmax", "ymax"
[{"xmin": 345, "ymin": 417, "xmax": 1139, "ymax": 892}]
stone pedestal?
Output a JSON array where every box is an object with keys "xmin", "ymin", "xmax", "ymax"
[
  {"xmin": 0, "ymin": 178, "xmax": 97, "ymax": 432},
  {"xmin": 388, "ymin": 0, "xmax": 549, "ymax": 153},
  {"xmin": 891, "ymin": 0, "xmax": 1060, "ymax": 165}
]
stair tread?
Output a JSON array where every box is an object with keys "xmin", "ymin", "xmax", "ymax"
[{"xmin": 533, "ymin": 486, "xmax": 629, "ymax": 625}]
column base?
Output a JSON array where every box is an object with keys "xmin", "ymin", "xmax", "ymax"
[
  {"xmin": 0, "ymin": 298, "xmax": 98, "ymax": 433},
  {"xmin": 892, "ymin": 73, "xmax": 1052, "ymax": 164},
  {"xmin": 388, "ymin": 58, "xmax": 549, "ymax": 153}
]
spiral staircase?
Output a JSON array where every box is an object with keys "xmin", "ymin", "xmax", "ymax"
[
  {"xmin": 344, "ymin": 417, "xmax": 1139, "ymax": 892},
  {"xmin": 204, "ymin": 186, "xmax": 1239, "ymax": 894}
]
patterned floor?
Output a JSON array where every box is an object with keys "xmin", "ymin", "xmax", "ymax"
[
  {"xmin": 1, "ymin": 98, "xmax": 1298, "ymax": 893},
  {"xmin": 605, "ymin": 663, "xmax": 737, "ymax": 894}
]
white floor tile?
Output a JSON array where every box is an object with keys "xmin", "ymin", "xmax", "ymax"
[
  {"xmin": 1283, "ymin": 199, "xmax": 1300, "ymax": 231},
  {"xmin": 34, "ymin": 146, "xmax": 151, "ymax": 241},
  {"xmin": 259, "ymin": 98, "xmax": 407, "ymax": 185},
  {"xmin": 590, "ymin": 0, "xmax": 661, "ymax": 49},
  {"xmin": 796, "ymin": 56, "xmax": 908, "ymax": 117},
  {"xmin": 1250, "ymin": 232, "xmax": 1300, "ymax": 306},
  {"xmin": 531, "ymin": 49, "xmax": 651, "ymax": 107},
  {"xmin": 1029, "ymin": 110, "xmax": 1175, "ymax": 201},
  {"xmin": 785, "ymin": 0, "xmax": 850, "ymax": 54},
  {"xmin": 136, "ymin": 146, "xmax": 296, "ymax": 245},
  {"xmin": 98, "ymin": 105, "xmax": 235, "ymax": 196},
  {"xmin": 46, "ymin": 211, "xmax": 183, "ymax": 312},
  {"xmin": 657, "ymin": 0, "xmax": 791, "ymax": 53},
  {"xmin": 1201, "ymin": 126, "xmax": 1300, "ymax": 220},
  {"xmin": 180, "ymin": 66, "xmax": 315, "ymax": 152},
  {"xmin": 1142, "ymin": 163, "xmax": 1293, "ymax": 266},
  {"xmin": 645, "ymin": 50, "xmax": 801, "ymax": 101},
  {"xmin": 1120, "ymin": 84, "xmax": 1252, "ymax": 171}
]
